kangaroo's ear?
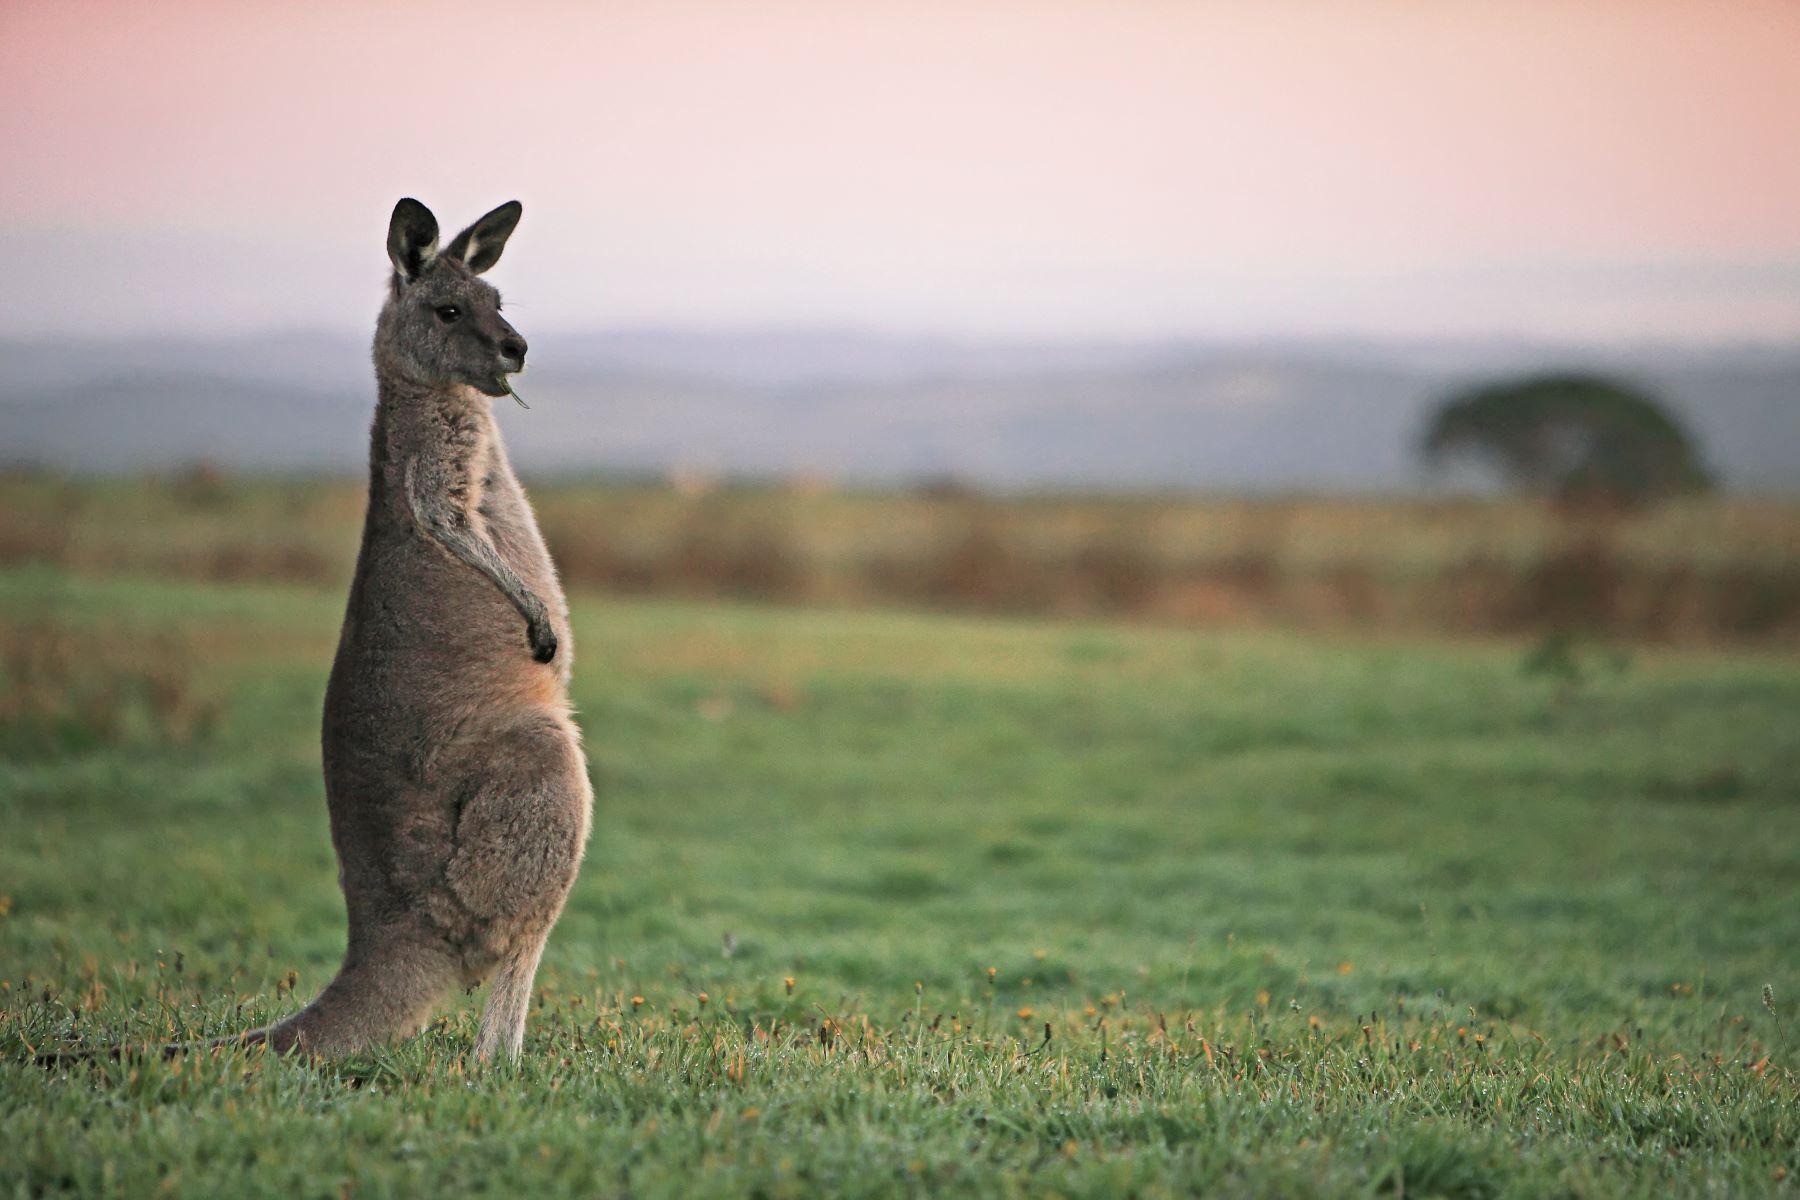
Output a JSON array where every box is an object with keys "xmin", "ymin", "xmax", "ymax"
[
  {"xmin": 445, "ymin": 201, "xmax": 522, "ymax": 275},
  {"xmin": 387, "ymin": 198, "xmax": 440, "ymax": 283}
]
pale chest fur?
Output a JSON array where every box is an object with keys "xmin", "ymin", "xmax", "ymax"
[
  {"xmin": 339, "ymin": 383, "xmax": 573, "ymax": 704},
  {"xmin": 468, "ymin": 415, "xmax": 563, "ymax": 618}
]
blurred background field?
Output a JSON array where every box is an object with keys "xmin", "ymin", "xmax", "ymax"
[{"xmin": 5, "ymin": 468, "xmax": 1798, "ymax": 644}]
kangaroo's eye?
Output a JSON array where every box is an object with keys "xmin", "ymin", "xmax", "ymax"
[{"xmin": 434, "ymin": 305, "xmax": 462, "ymax": 323}]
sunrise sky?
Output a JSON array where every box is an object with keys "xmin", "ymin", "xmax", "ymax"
[{"xmin": 3, "ymin": 0, "xmax": 1798, "ymax": 341}]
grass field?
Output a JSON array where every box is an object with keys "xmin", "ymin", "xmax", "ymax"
[{"xmin": 2, "ymin": 565, "xmax": 1798, "ymax": 1196}]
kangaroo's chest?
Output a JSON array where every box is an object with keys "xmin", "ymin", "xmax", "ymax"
[{"xmin": 476, "ymin": 454, "xmax": 560, "ymax": 604}]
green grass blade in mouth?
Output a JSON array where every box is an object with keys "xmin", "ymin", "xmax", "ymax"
[{"xmin": 504, "ymin": 379, "xmax": 529, "ymax": 409}]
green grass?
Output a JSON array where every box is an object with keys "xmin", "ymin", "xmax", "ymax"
[{"xmin": 2, "ymin": 565, "xmax": 1797, "ymax": 1197}]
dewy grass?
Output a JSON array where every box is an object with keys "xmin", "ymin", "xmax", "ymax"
[{"xmin": 2, "ymin": 567, "xmax": 1797, "ymax": 1197}]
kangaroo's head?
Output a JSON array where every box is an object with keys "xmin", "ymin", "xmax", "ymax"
[{"xmin": 374, "ymin": 198, "xmax": 527, "ymax": 397}]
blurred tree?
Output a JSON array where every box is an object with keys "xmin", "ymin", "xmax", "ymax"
[{"xmin": 1420, "ymin": 374, "xmax": 1713, "ymax": 509}]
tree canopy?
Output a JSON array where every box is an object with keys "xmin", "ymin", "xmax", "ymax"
[{"xmin": 1420, "ymin": 373, "xmax": 1712, "ymax": 507}]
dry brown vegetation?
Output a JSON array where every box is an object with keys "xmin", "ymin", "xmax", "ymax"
[
  {"xmin": 3, "ymin": 467, "xmax": 1797, "ymax": 642},
  {"xmin": 0, "ymin": 616, "xmax": 220, "ymax": 757}
]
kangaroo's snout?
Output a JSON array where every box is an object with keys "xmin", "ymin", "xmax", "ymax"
[{"xmin": 499, "ymin": 335, "xmax": 527, "ymax": 372}]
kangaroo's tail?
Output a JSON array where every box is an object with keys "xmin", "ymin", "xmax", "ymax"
[{"xmin": 35, "ymin": 944, "xmax": 456, "ymax": 1066}]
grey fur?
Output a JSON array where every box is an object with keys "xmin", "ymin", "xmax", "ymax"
[{"xmin": 252, "ymin": 198, "xmax": 591, "ymax": 1061}]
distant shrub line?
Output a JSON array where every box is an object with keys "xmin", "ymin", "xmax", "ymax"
[{"xmin": 2, "ymin": 471, "xmax": 1797, "ymax": 642}]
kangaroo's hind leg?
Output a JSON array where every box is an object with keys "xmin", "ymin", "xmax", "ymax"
[
  {"xmin": 474, "ymin": 934, "xmax": 549, "ymax": 1062},
  {"xmin": 442, "ymin": 714, "xmax": 592, "ymax": 1062}
]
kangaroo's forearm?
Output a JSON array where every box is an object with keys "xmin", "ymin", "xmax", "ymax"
[
  {"xmin": 434, "ymin": 520, "xmax": 545, "ymax": 622},
  {"xmin": 403, "ymin": 463, "xmax": 545, "ymax": 623}
]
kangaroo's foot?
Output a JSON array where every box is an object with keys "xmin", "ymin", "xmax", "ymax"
[{"xmin": 264, "ymin": 938, "xmax": 460, "ymax": 1057}]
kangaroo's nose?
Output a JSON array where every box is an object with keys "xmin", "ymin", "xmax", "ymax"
[{"xmin": 499, "ymin": 336, "xmax": 527, "ymax": 368}]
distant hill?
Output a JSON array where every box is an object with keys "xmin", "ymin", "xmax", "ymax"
[{"xmin": 2, "ymin": 331, "xmax": 1795, "ymax": 490}]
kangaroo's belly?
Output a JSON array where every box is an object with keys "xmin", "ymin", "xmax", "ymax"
[
  {"xmin": 323, "ymin": 534, "xmax": 571, "ymax": 776},
  {"xmin": 320, "ymin": 526, "xmax": 587, "ymax": 959}
]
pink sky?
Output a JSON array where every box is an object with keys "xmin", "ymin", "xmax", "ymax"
[{"xmin": 3, "ymin": 0, "xmax": 1798, "ymax": 339}]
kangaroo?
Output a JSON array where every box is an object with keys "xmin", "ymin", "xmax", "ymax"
[
  {"xmin": 282, "ymin": 197, "xmax": 593, "ymax": 1061},
  {"xmin": 41, "ymin": 199, "xmax": 592, "ymax": 1066}
]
